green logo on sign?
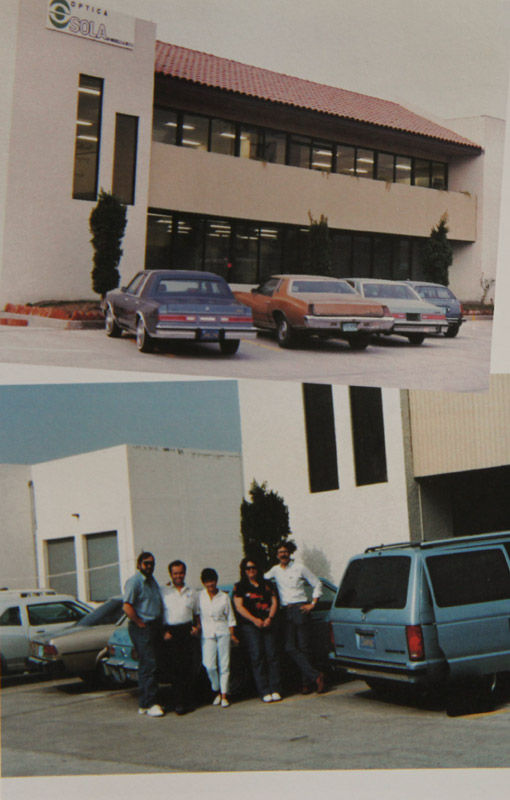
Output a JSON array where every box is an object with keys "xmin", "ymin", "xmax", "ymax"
[{"xmin": 48, "ymin": 0, "xmax": 71, "ymax": 29}]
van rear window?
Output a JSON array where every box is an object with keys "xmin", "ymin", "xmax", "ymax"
[
  {"xmin": 426, "ymin": 548, "xmax": 510, "ymax": 607},
  {"xmin": 335, "ymin": 556, "xmax": 411, "ymax": 609}
]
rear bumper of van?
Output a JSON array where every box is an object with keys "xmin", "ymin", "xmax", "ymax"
[{"xmin": 328, "ymin": 653, "xmax": 444, "ymax": 685}]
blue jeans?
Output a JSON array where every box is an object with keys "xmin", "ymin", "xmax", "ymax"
[
  {"xmin": 283, "ymin": 605, "xmax": 318, "ymax": 685},
  {"xmin": 241, "ymin": 623, "xmax": 282, "ymax": 697},
  {"xmin": 129, "ymin": 620, "xmax": 160, "ymax": 709}
]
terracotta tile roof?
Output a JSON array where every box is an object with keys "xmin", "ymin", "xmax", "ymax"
[{"xmin": 155, "ymin": 41, "xmax": 480, "ymax": 150}]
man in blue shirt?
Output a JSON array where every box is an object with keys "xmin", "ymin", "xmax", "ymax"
[{"xmin": 123, "ymin": 551, "xmax": 164, "ymax": 717}]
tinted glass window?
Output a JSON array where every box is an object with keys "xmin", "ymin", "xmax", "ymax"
[
  {"xmin": 288, "ymin": 136, "xmax": 311, "ymax": 168},
  {"xmin": 426, "ymin": 549, "xmax": 510, "ymax": 607},
  {"xmin": 376, "ymin": 153, "xmax": 394, "ymax": 182},
  {"xmin": 152, "ymin": 108, "xmax": 178, "ymax": 145},
  {"xmin": 356, "ymin": 149, "xmax": 374, "ymax": 178},
  {"xmin": 312, "ymin": 142, "xmax": 333, "ymax": 172},
  {"xmin": 73, "ymin": 74, "xmax": 103, "ymax": 201},
  {"xmin": 263, "ymin": 131, "xmax": 286, "ymax": 164},
  {"xmin": 27, "ymin": 602, "xmax": 88, "ymax": 625},
  {"xmin": 239, "ymin": 126, "xmax": 264, "ymax": 160},
  {"xmin": 336, "ymin": 145, "xmax": 355, "ymax": 175},
  {"xmin": 0, "ymin": 606, "xmax": 22, "ymax": 626},
  {"xmin": 335, "ymin": 556, "xmax": 411, "ymax": 609},
  {"xmin": 125, "ymin": 274, "xmax": 146, "ymax": 295},
  {"xmin": 395, "ymin": 156, "xmax": 412, "ymax": 184},
  {"xmin": 181, "ymin": 114, "xmax": 209, "ymax": 150},
  {"xmin": 210, "ymin": 119, "xmax": 236, "ymax": 156},
  {"xmin": 112, "ymin": 114, "xmax": 138, "ymax": 205},
  {"xmin": 303, "ymin": 383, "xmax": 339, "ymax": 494},
  {"xmin": 290, "ymin": 279, "xmax": 356, "ymax": 294},
  {"xmin": 152, "ymin": 277, "xmax": 231, "ymax": 297}
]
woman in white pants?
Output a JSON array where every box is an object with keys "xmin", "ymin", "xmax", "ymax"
[{"xmin": 199, "ymin": 567, "xmax": 238, "ymax": 708}]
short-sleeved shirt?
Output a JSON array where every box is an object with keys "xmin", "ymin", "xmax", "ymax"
[
  {"xmin": 161, "ymin": 584, "xmax": 199, "ymax": 625},
  {"xmin": 123, "ymin": 571, "xmax": 163, "ymax": 623},
  {"xmin": 198, "ymin": 589, "xmax": 236, "ymax": 638},
  {"xmin": 233, "ymin": 578, "xmax": 275, "ymax": 624}
]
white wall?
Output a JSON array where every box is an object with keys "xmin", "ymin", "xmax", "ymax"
[
  {"xmin": 126, "ymin": 445, "xmax": 244, "ymax": 588},
  {"xmin": 238, "ymin": 379, "xmax": 411, "ymax": 586},
  {"xmin": 0, "ymin": 0, "xmax": 156, "ymax": 304},
  {"xmin": 0, "ymin": 463, "xmax": 36, "ymax": 590}
]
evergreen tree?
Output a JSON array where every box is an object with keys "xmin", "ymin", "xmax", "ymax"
[
  {"xmin": 90, "ymin": 190, "xmax": 127, "ymax": 297},
  {"xmin": 306, "ymin": 212, "xmax": 333, "ymax": 276},
  {"xmin": 240, "ymin": 480, "xmax": 292, "ymax": 571},
  {"xmin": 420, "ymin": 212, "xmax": 453, "ymax": 286}
]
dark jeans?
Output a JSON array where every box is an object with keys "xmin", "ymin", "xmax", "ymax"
[
  {"xmin": 128, "ymin": 620, "xmax": 161, "ymax": 709},
  {"xmin": 241, "ymin": 623, "xmax": 282, "ymax": 697},
  {"xmin": 283, "ymin": 604, "xmax": 318, "ymax": 685},
  {"xmin": 162, "ymin": 622, "xmax": 195, "ymax": 708}
]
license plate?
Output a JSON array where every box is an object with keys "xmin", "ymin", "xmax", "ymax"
[
  {"xmin": 199, "ymin": 329, "xmax": 219, "ymax": 340},
  {"xmin": 359, "ymin": 634, "xmax": 375, "ymax": 650},
  {"xmin": 342, "ymin": 322, "xmax": 358, "ymax": 332}
]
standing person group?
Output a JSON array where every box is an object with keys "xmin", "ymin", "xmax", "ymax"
[{"xmin": 122, "ymin": 541, "xmax": 324, "ymax": 717}]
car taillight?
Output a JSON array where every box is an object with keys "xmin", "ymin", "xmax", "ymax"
[
  {"xmin": 422, "ymin": 313, "xmax": 445, "ymax": 321},
  {"xmin": 43, "ymin": 644, "xmax": 59, "ymax": 658},
  {"xmin": 158, "ymin": 313, "xmax": 197, "ymax": 322},
  {"xmin": 406, "ymin": 625, "xmax": 425, "ymax": 661},
  {"xmin": 393, "ymin": 312, "xmax": 406, "ymax": 319},
  {"xmin": 460, "ymin": 304, "xmax": 466, "ymax": 315},
  {"xmin": 222, "ymin": 316, "xmax": 252, "ymax": 323}
]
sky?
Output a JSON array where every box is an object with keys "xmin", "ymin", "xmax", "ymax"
[
  {"xmin": 104, "ymin": 0, "xmax": 510, "ymax": 120},
  {"xmin": 0, "ymin": 380, "xmax": 241, "ymax": 463}
]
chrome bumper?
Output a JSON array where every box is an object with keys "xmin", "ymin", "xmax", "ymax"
[
  {"xmin": 303, "ymin": 315, "xmax": 394, "ymax": 333},
  {"xmin": 153, "ymin": 326, "xmax": 258, "ymax": 340}
]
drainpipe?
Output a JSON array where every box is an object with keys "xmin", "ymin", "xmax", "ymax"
[{"xmin": 28, "ymin": 480, "xmax": 41, "ymax": 588}]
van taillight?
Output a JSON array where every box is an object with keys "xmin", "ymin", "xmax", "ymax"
[{"xmin": 406, "ymin": 625, "xmax": 425, "ymax": 661}]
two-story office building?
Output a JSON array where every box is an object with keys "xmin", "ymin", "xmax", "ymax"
[{"xmin": 0, "ymin": 0, "xmax": 502, "ymax": 305}]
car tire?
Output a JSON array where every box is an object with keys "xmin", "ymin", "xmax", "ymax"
[
  {"xmin": 219, "ymin": 339, "xmax": 240, "ymax": 356},
  {"xmin": 105, "ymin": 305, "xmax": 122, "ymax": 338},
  {"xmin": 347, "ymin": 334, "xmax": 370, "ymax": 351},
  {"xmin": 136, "ymin": 317, "xmax": 154, "ymax": 353},
  {"xmin": 275, "ymin": 314, "xmax": 298, "ymax": 348},
  {"xmin": 406, "ymin": 333, "xmax": 425, "ymax": 345},
  {"xmin": 228, "ymin": 647, "xmax": 253, "ymax": 697},
  {"xmin": 444, "ymin": 323, "xmax": 460, "ymax": 338}
]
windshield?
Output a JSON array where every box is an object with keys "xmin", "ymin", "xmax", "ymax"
[
  {"xmin": 362, "ymin": 283, "xmax": 418, "ymax": 300},
  {"xmin": 79, "ymin": 598, "xmax": 124, "ymax": 627},
  {"xmin": 335, "ymin": 556, "xmax": 411, "ymax": 610},
  {"xmin": 290, "ymin": 280, "xmax": 357, "ymax": 295}
]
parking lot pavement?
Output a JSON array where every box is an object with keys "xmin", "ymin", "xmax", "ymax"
[
  {"xmin": 3, "ymin": 672, "xmax": 510, "ymax": 778},
  {"xmin": 0, "ymin": 320, "xmax": 492, "ymax": 391}
]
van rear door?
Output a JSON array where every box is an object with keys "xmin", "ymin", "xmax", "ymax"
[{"xmin": 423, "ymin": 545, "xmax": 510, "ymax": 679}]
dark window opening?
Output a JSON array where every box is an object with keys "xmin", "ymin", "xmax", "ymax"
[
  {"xmin": 335, "ymin": 556, "xmax": 411, "ymax": 609},
  {"xmin": 112, "ymin": 113, "xmax": 138, "ymax": 205},
  {"xmin": 73, "ymin": 74, "xmax": 103, "ymax": 201},
  {"xmin": 303, "ymin": 383, "xmax": 339, "ymax": 493},
  {"xmin": 426, "ymin": 549, "xmax": 510, "ymax": 607},
  {"xmin": 350, "ymin": 386, "xmax": 387, "ymax": 486}
]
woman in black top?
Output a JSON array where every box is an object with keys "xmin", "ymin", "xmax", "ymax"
[{"xmin": 233, "ymin": 556, "xmax": 282, "ymax": 702}]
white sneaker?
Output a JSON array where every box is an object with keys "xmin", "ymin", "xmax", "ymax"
[
  {"xmin": 221, "ymin": 698, "xmax": 230, "ymax": 708},
  {"xmin": 146, "ymin": 704, "xmax": 165, "ymax": 717},
  {"xmin": 262, "ymin": 694, "xmax": 273, "ymax": 703},
  {"xmin": 212, "ymin": 694, "xmax": 221, "ymax": 706},
  {"xmin": 271, "ymin": 692, "xmax": 282, "ymax": 702}
]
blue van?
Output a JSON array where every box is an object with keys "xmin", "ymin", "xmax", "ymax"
[
  {"xmin": 328, "ymin": 532, "xmax": 510, "ymax": 699},
  {"xmin": 407, "ymin": 280, "xmax": 464, "ymax": 338}
]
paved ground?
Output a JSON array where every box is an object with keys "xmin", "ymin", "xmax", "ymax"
[{"xmin": 0, "ymin": 320, "xmax": 492, "ymax": 391}]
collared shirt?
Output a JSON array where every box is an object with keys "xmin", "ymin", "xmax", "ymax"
[
  {"xmin": 198, "ymin": 589, "xmax": 236, "ymax": 638},
  {"xmin": 265, "ymin": 559, "xmax": 322, "ymax": 606},
  {"xmin": 161, "ymin": 583, "xmax": 199, "ymax": 625},
  {"xmin": 123, "ymin": 571, "xmax": 163, "ymax": 623}
]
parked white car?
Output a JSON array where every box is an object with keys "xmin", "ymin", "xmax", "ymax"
[{"xmin": 0, "ymin": 589, "xmax": 91, "ymax": 676}]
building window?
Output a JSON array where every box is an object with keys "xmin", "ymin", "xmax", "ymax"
[
  {"xmin": 414, "ymin": 158, "xmax": 430, "ymax": 187},
  {"xmin": 312, "ymin": 142, "xmax": 334, "ymax": 172},
  {"xmin": 181, "ymin": 113, "xmax": 209, "ymax": 150},
  {"xmin": 263, "ymin": 130, "xmax": 287, "ymax": 164},
  {"xmin": 146, "ymin": 212, "xmax": 173, "ymax": 269},
  {"xmin": 303, "ymin": 384, "xmax": 339, "ymax": 493},
  {"xmin": 210, "ymin": 119, "xmax": 236, "ymax": 156},
  {"xmin": 73, "ymin": 74, "xmax": 103, "ymax": 200},
  {"xmin": 349, "ymin": 386, "xmax": 387, "ymax": 486},
  {"xmin": 152, "ymin": 108, "xmax": 178, "ymax": 144},
  {"xmin": 46, "ymin": 538, "xmax": 78, "ymax": 596},
  {"xmin": 85, "ymin": 531, "xmax": 121, "ymax": 602},
  {"xmin": 112, "ymin": 114, "xmax": 138, "ymax": 205},
  {"xmin": 240, "ymin": 125, "xmax": 265, "ymax": 159},
  {"xmin": 395, "ymin": 155, "xmax": 412, "ymax": 184},
  {"xmin": 336, "ymin": 145, "xmax": 356, "ymax": 175},
  {"xmin": 204, "ymin": 219, "xmax": 232, "ymax": 277},
  {"xmin": 431, "ymin": 161, "xmax": 447, "ymax": 190},
  {"xmin": 356, "ymin": 148, "xmax": 375, "ymax": 178},
  {"xmin": 376, "ymin": 152, "xmax": 394, "ymax": 182},
  {"xmin": 173, "ymin": 214, "xmax": 205, "ymax": 269},
  {"xmin": 288, "ymin": 135, "xmax": 311, "ymax": 169}
]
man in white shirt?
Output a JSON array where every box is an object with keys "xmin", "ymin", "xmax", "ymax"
[
  {"xmin": 265, "ymin": 541, "xmax": 325, "ymax": 694},
  {"xmin": 161, "ymin": 560, "xmax": 200, "ymax": 715}
]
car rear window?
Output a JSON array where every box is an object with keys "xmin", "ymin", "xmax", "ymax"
[
  {"xmin": 426, "ymin": 548, "xmax": 510, "ymax": 607},
  {"xmin": 290, "ymin": 280, "xmax": 357, "ymax": 295},
  {"xmin": 363, "ymin": 283, "xmax": 417, "ymax": 300},
  {"xmin": 335, "ymin": 556, "xmax": 411, "ymax": 610},
  {"xmin": 152, "ymin": 278, "xmax": 232, "ymax": 297}
]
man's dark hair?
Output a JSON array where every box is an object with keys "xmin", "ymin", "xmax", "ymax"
[
  {"xmin": 168, "ymin": 560, "xmax": 186, "ymax": 574},
  {"xmin": 137, "ymin": 551, "xmax": 155, "ymax": 567},
  {"xmin": 201, "ymin": 567, "xmax": 218, "ymax": 583},
  {"xmin": 276, "ymin": 540, "xmax": 296, "ymax": 553}
]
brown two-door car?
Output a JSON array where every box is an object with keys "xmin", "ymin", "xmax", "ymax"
[{"xmin": 234, "ymin": 275, "xmax": 394, "ymax": 350}]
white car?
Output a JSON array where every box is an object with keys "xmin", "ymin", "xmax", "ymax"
[{"xmin": 0, "ymin": 588, "xmax": 91, "ymax": 676}]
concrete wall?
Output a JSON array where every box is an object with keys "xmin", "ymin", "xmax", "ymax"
[
  {"xmin": 0, "ymin": 0, "xmax": 156, "ymax": 304},
  {"xmin": 238, "ymin": 380, "xmax": 411, "ymax": 585},
  {"xmin": 126, "ymin": 445, "xmax": 244, "ymax": 588},
  {"xmin": 149, "ymin": 142, "xmax": 477, "ymax": 242},
  {"xmin": 0, "ymin": 463, "xmax": 36, "ymax": 590}
]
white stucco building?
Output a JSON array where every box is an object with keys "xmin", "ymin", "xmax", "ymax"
[{"xmin": 0, "ymin": 0, "xmax": 504, "ymax": 305}]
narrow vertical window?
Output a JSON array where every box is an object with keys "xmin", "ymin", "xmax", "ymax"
[
  {"xmin": 85, "ymin": 531, "xmax": 121, "ymax": 602},
  {"xmin": 112, "ymin": 113, "xmax": 139, "ymax": 205},
  {"xmin": 350, "ymin": 386, "xmax": 388, "ymax": 486},
  {"xmin": 303, "ymin": 384, "xmax": 339, "ymax": 493},
  {"xmin": 73, "ymin": 74, "xmax": 103, "ymax": 200}
]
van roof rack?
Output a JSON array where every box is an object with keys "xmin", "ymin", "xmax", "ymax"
[{"xmin": 364, "ymin": 530, "xmax": 510, "ymax": 554}]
